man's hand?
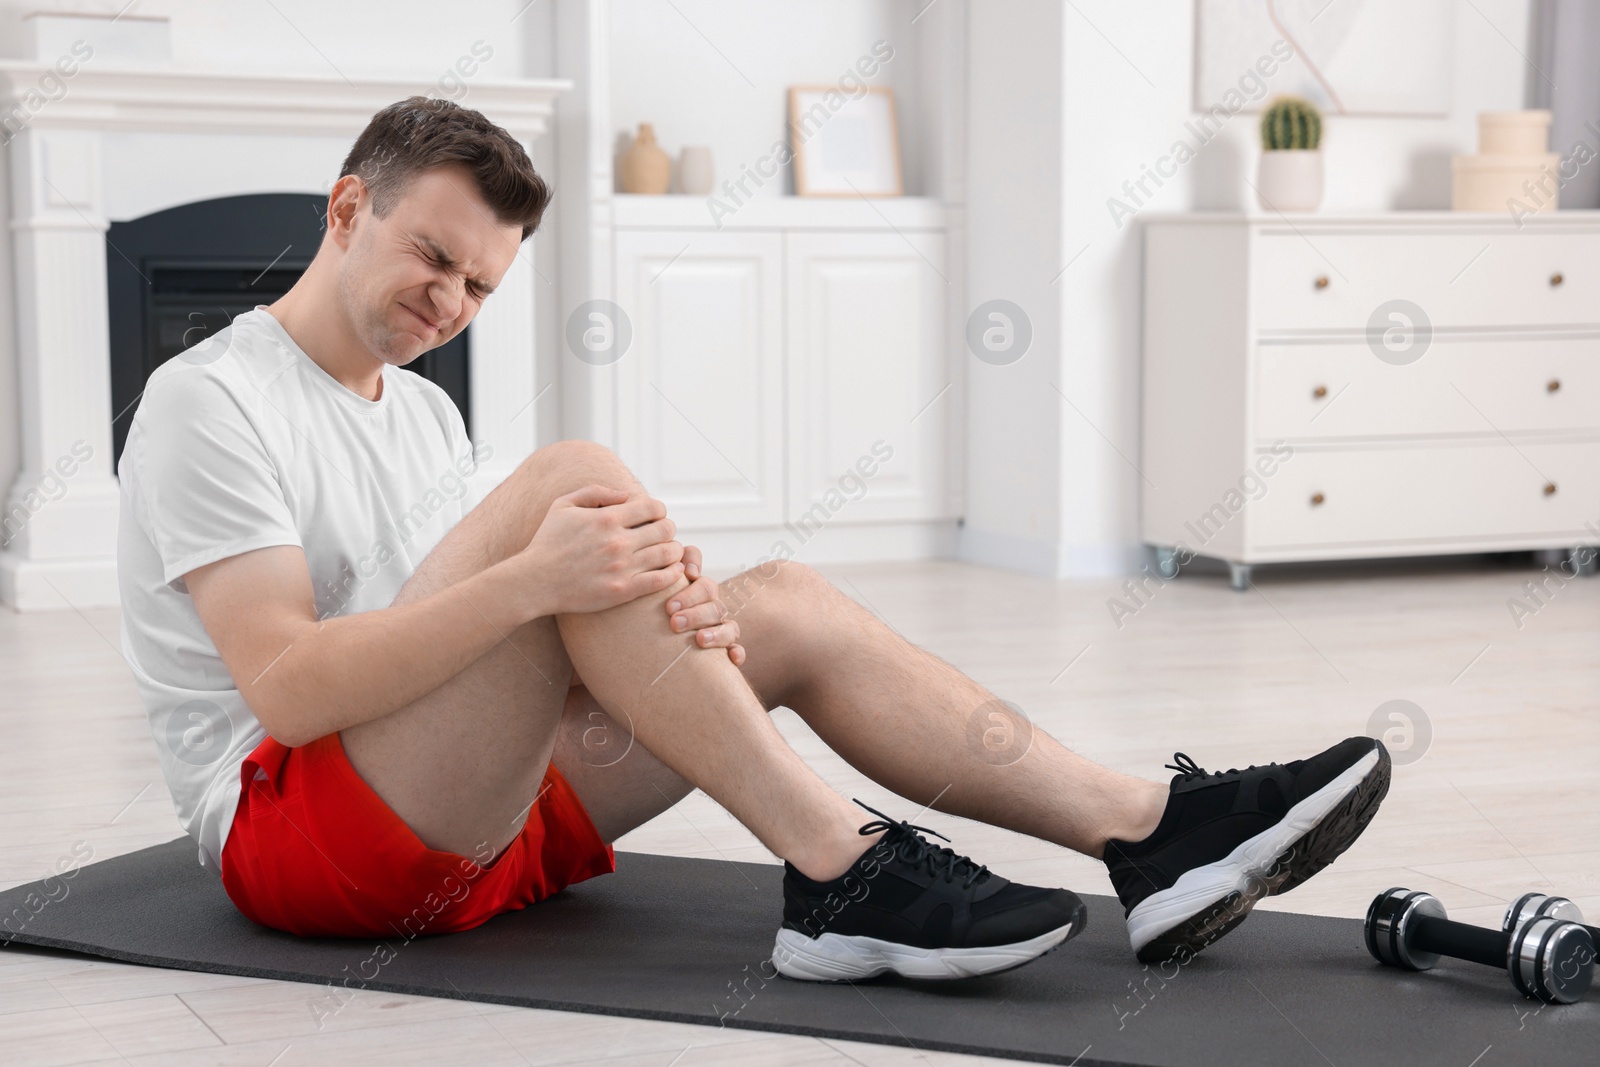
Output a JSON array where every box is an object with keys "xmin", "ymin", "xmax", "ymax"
[
  {"xmin": 666, "ymin": 544, "xmax": 745, "ymax": 667},
  {"xmin": 514, "ymin": 485, "xmax": 685, "ymax": 617}
]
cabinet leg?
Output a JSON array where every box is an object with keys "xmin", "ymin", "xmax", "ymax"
[
  {"xmin": 1228, "ymin": 562, "xmax": 1251, "ymax": 592},
  {"xmin": 1153, "ymin": 546, "xmax": 1181, "ymax": 579}
]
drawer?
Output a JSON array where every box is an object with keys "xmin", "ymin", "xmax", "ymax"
[
  {"xmin": 1255, "ymin": 338, "xmax": 1600, "ymax": 440},
  {"xmin": 1247, "ymin": 442, "xmax": 1600, "ymax": 549},
  {"xmin": 1252, "ymin": 231, "xmax": 1600, "ymax": 331}
]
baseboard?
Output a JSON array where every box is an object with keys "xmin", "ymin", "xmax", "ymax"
[
  {"xmin": 0, "ymin": 553, "xmax": 121, "ymax": 612},
  {"xmin": 957, "ymin": 527, "xmax": 1145, "ymax": 579}
]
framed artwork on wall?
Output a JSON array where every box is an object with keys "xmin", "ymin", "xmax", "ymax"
[
  {"xmin": 1195, "ymin": 0, "xmax": 1455, "ymax": 116},
  {"xmin": 788, "ymin": 85, "xmax": 903, "ymax": 197}
]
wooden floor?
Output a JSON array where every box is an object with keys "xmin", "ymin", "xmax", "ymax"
[{"xmin": 3, "ymin": 555, "xmax": 1598, "ymax": 1065}]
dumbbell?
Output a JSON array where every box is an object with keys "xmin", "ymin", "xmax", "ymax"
[{"xmin": 1365, "ymin": 887, "xmax": 1595, "ymax": 1004}]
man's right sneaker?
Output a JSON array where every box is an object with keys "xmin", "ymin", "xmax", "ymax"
[
  {"xmin": 1104, "ymin": 736, "xmax": 1391, "ymax": 963},
  {"xmin": 771, "ymin": 801, "xmax": 1087, "ymax": 982}
]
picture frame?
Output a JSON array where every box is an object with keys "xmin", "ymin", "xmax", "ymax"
[
  {"xmin": 1193, "ymin": 0, "xmax": 1454, "ymax": 117},
  {"xmin": 787, "ymin": 85, "xmax": 902, "ymax": 197}
]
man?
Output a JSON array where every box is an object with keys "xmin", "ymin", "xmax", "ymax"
[{"xmin": 117, "ymin": 96, "xmax": 1389, "ymax": 981}]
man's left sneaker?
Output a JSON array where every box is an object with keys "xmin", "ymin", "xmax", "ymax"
[
  {"xmin": 772, "ymin": 801, "xmax": 1087, "ymax": 981},
  {"xmin": 1104, "ymin": 736, "xmax": 1390, "ymax": 963}
]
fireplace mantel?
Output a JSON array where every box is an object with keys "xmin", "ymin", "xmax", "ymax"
[
  {"xmin": 0, "ymin": 64, "xmax": 570, "ymax": 611},
  {"xmin": 0, "ymin": 62, "xmax": 568, "ymax": 137}
]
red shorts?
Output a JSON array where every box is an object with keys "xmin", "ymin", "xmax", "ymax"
[{"xmin": 220, "ymin": 733, "xmax": 615, "ymax": 938}]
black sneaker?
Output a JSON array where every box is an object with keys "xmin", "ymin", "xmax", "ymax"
[
  {"xmin": 1105, "ymin": 736, "xmax": 1391, "ymax": 963},
  {"xmin": 771, "ymin": 801, "xmax": 1087, "ymax": 981}
]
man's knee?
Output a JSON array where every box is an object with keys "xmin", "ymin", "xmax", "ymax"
[
  {"xmin": 524, "ymin": 438, "xmax": 622, "ymax": 476},
  {"xmin": 763, "ymin": 558, "xmax": 823, "ymax": 591},
  {"xmin": 518, "ymin": 439, "xmax": 641, "ymax": 497},
  {"xmin": 724, "ymin": 558, "xmax": 822, "ymax": 616}
]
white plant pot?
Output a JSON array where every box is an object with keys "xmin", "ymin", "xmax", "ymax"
[{"xmin": 1256, "ymin": 150, "xmax": 1324, "ymax": 212}]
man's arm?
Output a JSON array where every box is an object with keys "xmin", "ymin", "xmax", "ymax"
[{"xmin": 185, "ymin": 484, "xmax": 685, "ymax": 748}]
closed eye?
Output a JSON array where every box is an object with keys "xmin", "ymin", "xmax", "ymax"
[{"xmin": 413, "ymin": 235, "xmax": 494, "ymax": 298}]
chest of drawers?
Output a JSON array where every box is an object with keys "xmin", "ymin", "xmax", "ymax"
[{"xmin": 1140, "ymin": 213, "xmax": 1600, "ymax": 588}]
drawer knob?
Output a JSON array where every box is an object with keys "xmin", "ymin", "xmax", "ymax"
[
  {"xmin": 1551, "ymin": 272, "xmax": 1564, "ymax": 287},
  {"xmin": 1310, "ymin": 492, "xmax": 1326, "ymax": 506},
  {"xmin": 1313, "ymin": 384, "xmax": 1328, "ymax": 399},
  {"xmin": 1314, "ymin": 276, "xmax": 1330, "ymax": 290},
  {"xmin": 1548, "ymin": 378, "xmax": 1561, "ymax": 393},
  {"xmin": 1544, "ymin": 482, "xmax": 1558, "ymax": 496}
]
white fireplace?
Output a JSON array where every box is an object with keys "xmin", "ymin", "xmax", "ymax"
[{"xmin": 0, "ymin": 57, "xmax": 568, "ymax": 611}]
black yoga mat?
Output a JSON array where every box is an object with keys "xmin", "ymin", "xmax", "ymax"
[{"xmin": 2, "ymin": 839, "xmax": 1596, "ymax": 1067}]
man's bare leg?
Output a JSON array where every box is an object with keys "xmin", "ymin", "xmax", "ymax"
[
  {"xmin": 548, "ymin": 560, "xmax": 1168, "ymax": 865},
  {"xmin": 560, "ymin": 558, "xmax": 1168, "ymax": 857}
]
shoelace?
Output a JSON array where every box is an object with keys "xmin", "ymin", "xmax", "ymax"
[
  {"xmin": 1165, "ymin": 753, "xmax": 1209, "ymax": 779},
  {"xmin": 852, "ymin": 799, "xmax": 991, "ymax": 889},
  {"xmin": 1164, "ymin": 751, "xmax": 1273, "ymax": 783},
  {"xmin": 1164, "ymin": 752, "xmax": 1262, "ymax": 782}
]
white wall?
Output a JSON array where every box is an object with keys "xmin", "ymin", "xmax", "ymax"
[{"xmin": 964, "ymin": 0, "xmax": 1538, "ymax": 579}]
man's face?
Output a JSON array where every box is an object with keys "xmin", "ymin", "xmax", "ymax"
[{"xmin": 334, "ymin": 164, "xmax": 524, "ymax": 366}]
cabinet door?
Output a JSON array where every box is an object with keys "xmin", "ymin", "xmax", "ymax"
[
  {"xmin": 613, "ymin": 230, "xmax": 785, "ymax": 528},
  {"xmin": 785, "ymin": 231, "xmax": 952, "ymax": 525}
]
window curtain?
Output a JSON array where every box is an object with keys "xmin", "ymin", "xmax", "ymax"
[{"xmin": 1530, "ymin": 0, "xmax": 1600, "ymax": 208}]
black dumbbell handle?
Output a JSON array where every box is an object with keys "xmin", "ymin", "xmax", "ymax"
[{"xmin": 1410, "ymin": 914, "xmax": 1509, "ymax": 969}]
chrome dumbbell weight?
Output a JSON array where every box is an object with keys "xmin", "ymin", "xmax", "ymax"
[
  {"xmin": 1504, "ymin": 893, "xmax": 1600, "ymax": 952},
  {"xmin": 1365, "ymin": 887, "xmax": 1595, "ymax": 1004}
]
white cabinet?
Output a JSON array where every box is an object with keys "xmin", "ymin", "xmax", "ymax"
[
  {"xmin": 1141, "ymin": 212, "xmax": 1600, "ymax": 588},
  {"xmin": 613, "ymin": 230, "xmax": 785, "ymax": 528},
  {"xmin": 785, "ymin": 232, "xmax": 950, "ymax": 524},
  {"xmin": 606, "ymin": 201, "xmax": 957, "ymax": 563}
]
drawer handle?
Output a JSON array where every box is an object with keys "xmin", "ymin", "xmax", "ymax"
[
  {"xmin": 1551, "ymin": 272, "xmax": 1564, "ymax": 287},
  {"xmin": 1310, "ymin": 492, "xmax": 1326, "ymax": 506},
  {"xmin": 1544, "ymin": 482, "xmax": 1558, "ymax": 496},
  {"xmin": 1314, "ymin": 276, "xmax": 1330, "ymax": 290},
  {"xmin": 1548, "ymin": 379, "xmax": 1561, "ymax": 393},
  {"xmin": 1313, "ymin": 384, "xmax": 1328, "ymax": 399}
]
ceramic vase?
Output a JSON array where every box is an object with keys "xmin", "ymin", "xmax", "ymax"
[
  {"xmin": 678, "ymin": 146, "xmax": 714, "ymax": 195},
  {"xmin": 619, "ymin": 123, "xmax": 671, "ymax": 194}
]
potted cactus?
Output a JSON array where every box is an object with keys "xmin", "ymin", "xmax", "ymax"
[{"xmin": 1257, "ymin": 96, "xmax": 1324, "ymax": 212}]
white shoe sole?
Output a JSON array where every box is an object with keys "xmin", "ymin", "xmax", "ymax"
[
  {"xmin": 771, "ymin": 920, "xmax": 1077, "ymax": 982},
  {"xmin": 1125, "ymin": 748, "xmax": 1381, "ymax": 956}
]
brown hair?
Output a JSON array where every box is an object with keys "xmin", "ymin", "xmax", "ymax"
[{"xmin": 339, "ymin": 95, "xmax": 550, "ymax": 242}]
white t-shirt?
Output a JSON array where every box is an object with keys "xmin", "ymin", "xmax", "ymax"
[{"xmin": 117, "ymin": 306, "xmax": 489, "ymax": 874}]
